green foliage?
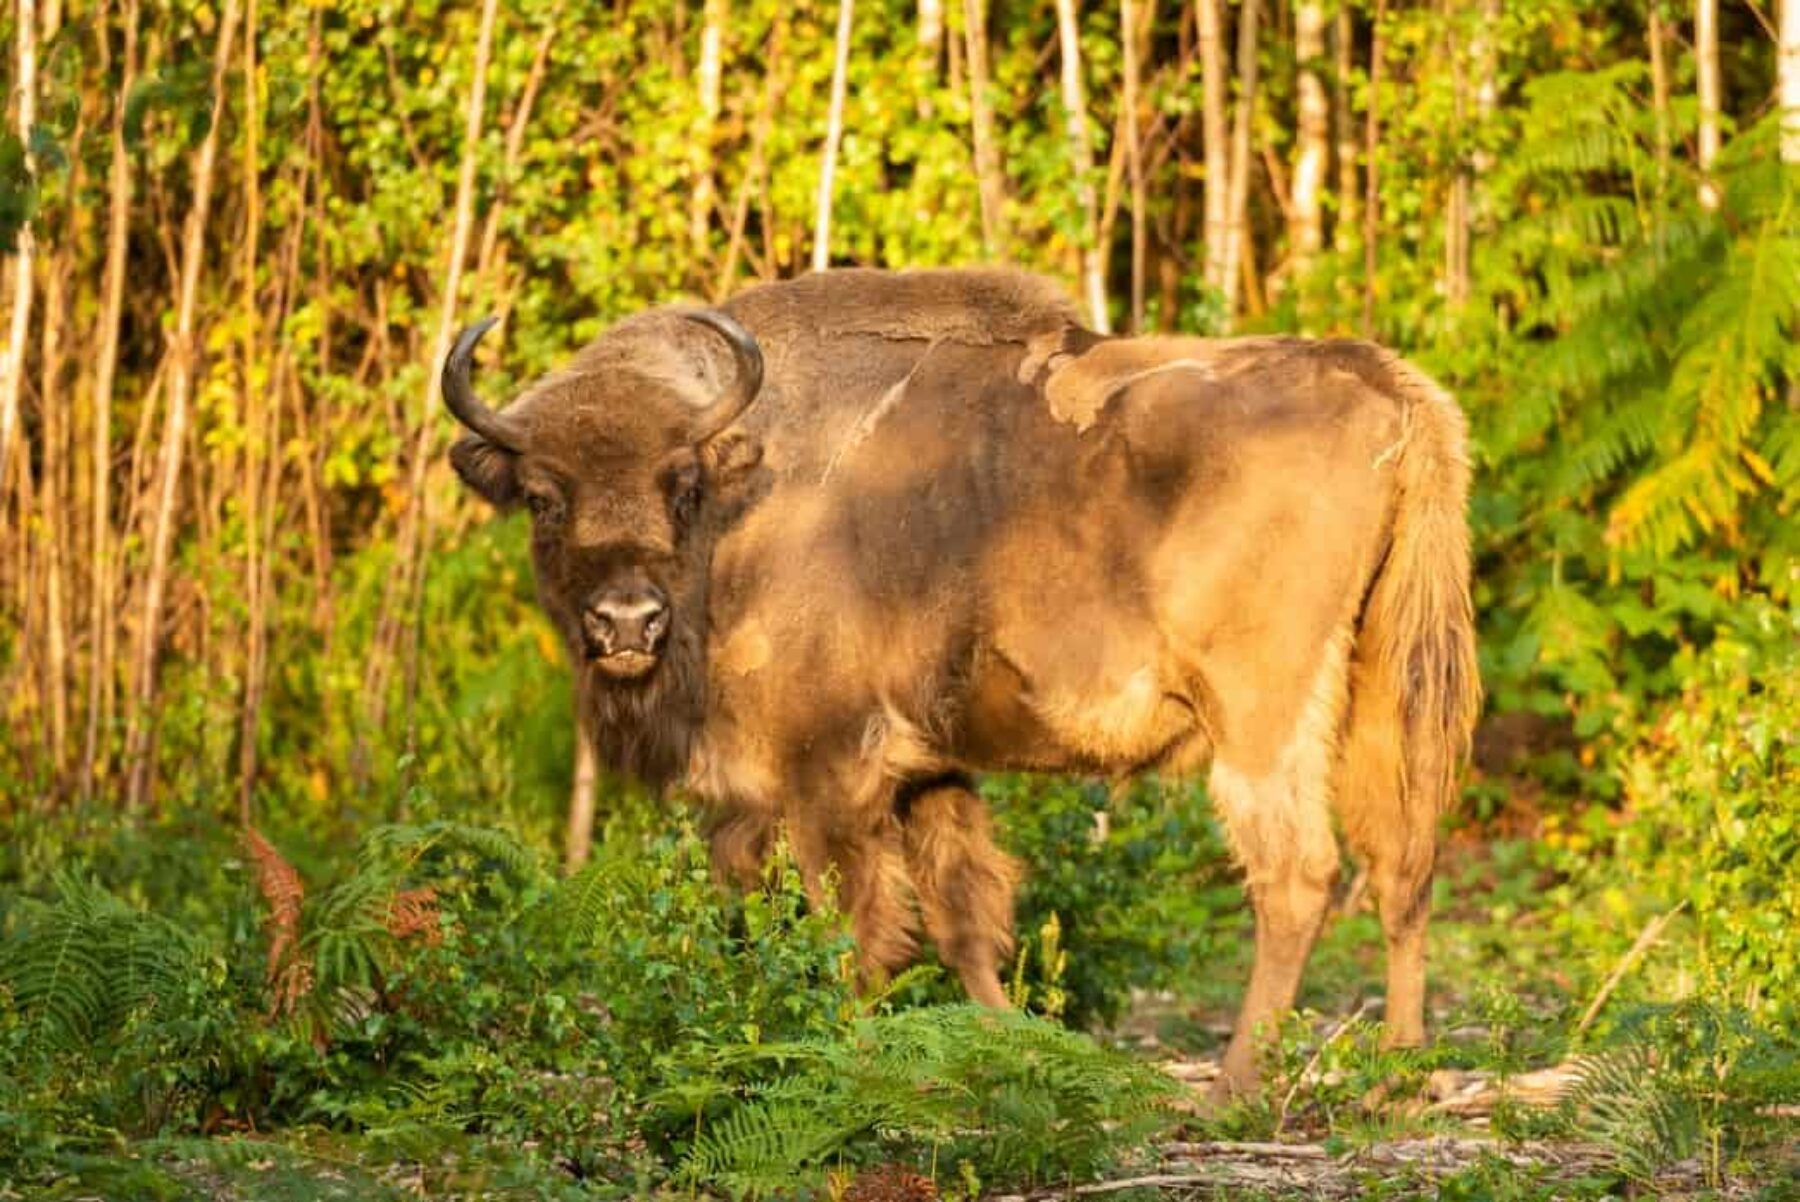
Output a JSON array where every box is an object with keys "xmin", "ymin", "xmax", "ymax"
[
  {"xmin": 1569, "ymin": 999, "xmax": 1799, "ymax": 1188},
  {"xmin": 674, "ymin": 1005, "xmax": 1178, "ymax": 1198},
  {"xmin": 0, "ymin": 872, "xmax": 211, "ymax": 1051},
  {"xmin": 986, "ymin": 775, "xmax": 1240, "ymax": 1027},
  {"xmin": 1438, "ymin": 57, "xmax": 1799, "ymax": 744},
  {"xmin": 0, "ymin": 813, "xmax": 1180, "ymax": 1196},
  {"xmin": 1610, "ymin": 602, "xmax": 1800, "ymax": 1024}
]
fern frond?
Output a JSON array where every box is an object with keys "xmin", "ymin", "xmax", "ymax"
[
  {"xmin": 356, "ymin": 821, "xmax": 538, "ymax": 879},
  {"xmin": 0, "ymin": 872, "xmax": 203, "ymax": 1052}
]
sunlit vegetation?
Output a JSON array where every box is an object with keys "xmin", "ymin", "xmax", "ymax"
[{"xmin": 1, "ymin": 0, "xmax": 1796, "ymax": 1196}]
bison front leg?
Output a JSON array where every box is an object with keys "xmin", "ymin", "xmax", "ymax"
[
  {"xmin": 1208, "ymin": 759, "xmax": 1341, "ymax": 1100},
  {"xmin": 784, "ymin": 809, "xmax": 921, "ymax": 992},
  {"xmin": 899, "ymin": 777, "xmax": 1020, "ymax": 1009}
]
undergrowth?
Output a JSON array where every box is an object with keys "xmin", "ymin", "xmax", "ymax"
[{"xmin": 0, "ymin": 818, "xmax": 1181, "ymax": 1198}]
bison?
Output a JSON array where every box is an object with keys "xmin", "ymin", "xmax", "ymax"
[{"xmin": 443, "ymin": 268, "xmax": 1478, "ymax": 1097}]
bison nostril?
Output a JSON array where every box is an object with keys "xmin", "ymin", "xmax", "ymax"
[
  {"xmin": 585, "ymin": 592, "xmax": 670, "ymax": 656},
  {"xmin": 644, "ymin": 606, "xmax": 669, "ymax": 643},
  {"xmin": 582, "ymin": 608, "xmax": 617, "ymax": 655}
]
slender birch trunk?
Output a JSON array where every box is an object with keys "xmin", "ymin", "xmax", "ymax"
[
  {"xmin": 1198, "ymin": 0, "xmax": 1228, "ymax": 294},
  {"xmin": 1333, "ymin": 3, "xmax": 1359, "ymax": 252},
  {"xmin": 475, "ymin": 14, "xmax": 556, "ymax": 303},
  {"xmin": 1444, "ymin": 1, "xmax": 1470, "ymax": 305},
  {"xmin": 1219, "ymin": 0, "xmax": 1261, "ymax": 324},
  {"xmin": 920, "ymin": 0, "xmax": 943, "ymax": 57},
  {"xmin": 1696, "ymin": 0, "xmax": 1720, "ymax": 210},
  {"xmin": 1779, "ymin": 0, "xmax": 1799, "ymax": 164},
  {"xmin": 1290, "ymin": 0, "xmax": 1328, "ymax": 283},
  {"xmin": 0, "ymin": 0, "xmax": 38, "ymax": 503},
  {"xmin": 566, "ymin": 708, "xmax": 598, "ymax": 872},
  {"xmin": 40, "ymin": 192, "xmax": 70, "ymax": 785},
  {"xmin": 1054, "ymin": 0, "xmax": 1109, "ymax": 332},
  {"xmin": 812, "ymin": 0, "xmax": 853, "ymax": 272},
  {"xmin": 963, "ymin": 0, "xmax": 1008, "ymax": 254},
  {"xmin": 124, "ymin": 0, "xmax": 241, "ymax": 811},
  {"xmin": 1122, "ymin": 0, "xmax": 1148, "ymax": 332},
  {"xmin": 81, "ymin": 0, "xmax": 139, "ymax": 800},
  {"xmin": 364, "ymin": 0, "xmax": 498, "ymax": 743},
  {"xmin": 236, "ymin": 0, "xmax": 263, "ymax": 825},
  {"xmin": 1363, "ymin": 0, "xmax": 1387, "ymax": 337},
  {"xmin": 691, "ymin": 0, "xmax": 726, "ymax": 253}
]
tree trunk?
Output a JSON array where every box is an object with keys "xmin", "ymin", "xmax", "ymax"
[
  {"xmin": 691, "ymin": 0, "xmax": 726, "ymax": 253},
  {"xmin": 963, "ymin": 0, "xmax": 1009, "ymax": 255},
  {"xmin": 566, "ymin": 710, "xmax": 598, "ymax": 872},
  {"xmin": 812, "ymin": 0, "xmax": 854, "ymax": 271},
  {"xmin": 363, "ymin": 0, "xmax": 499, "ymax": 745},
  {"xmin": 1290, "ymin": 0, "xmax": 1327, "ymax": 284},
  {"xmin": 1780, "ymin": 0, "xmax": 1799, "ymax": 164},
  {"xmin": 475, "ymin": 14, "xmax": 557, "ymax": 305},
  {"xmin": 1444, "ymin": 0, "xmax": 1470, "ymax": 306},
  {"xmin": 1198, "ymin": 0, "xmax": 1227, "ymax": 294},
  {"xmin": 1219, "ymin": 0, "xmax": 1261, "ymax": 324},
  {"xmin": 123, "ymin": 0, "xmax": 241, "ymax": 811},
  {"xmin": 39, "ymin": 183, "xmax": 74, "ymax": 788},
  {"xmin": 919, "ymin": 0, "xmax": 942, "ymax": 65},
  {"xmin": 1121, "ymin": 0, "xmax": 1149, "ymax": 332},
  {"xmin": 0, "ymin": 0, "xmax": 38, "ymax": 503},
  {"xmin": 1054, "ymin": 0, "xmax": 1109, "ymax": 332},
  {"xmin": 235, "ymin": 0, "xmax": 263, "ymax": 826},
  {"xmin": 82, "ymin": 0, "xmax": 139, "ymax": 801},
  {"xmin": 1363, "ymin": 0, "xmax": 1386, "ymax": 337},
  {"xmin": 1333, "ymin": 3, "xmax": 1358, "ymax": 252},
  {"xmin": 1696, "ymin": 0, "xmax": 1720, "ymax": 209}
]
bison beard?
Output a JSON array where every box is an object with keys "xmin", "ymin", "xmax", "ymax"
[
  {"xmin": 442, "ymin": 268, "xmax": 1478, "ymax": 1102},
  {"xmin": 577, "ymin": 564, "xmax": 707, "ymax": 790}
]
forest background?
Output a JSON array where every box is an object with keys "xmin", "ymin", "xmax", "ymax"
[{"xmin": 0, "ymin": 0, "xmax": 1797, "ymax": 1197}]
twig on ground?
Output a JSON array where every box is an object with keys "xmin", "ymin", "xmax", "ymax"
[
  {"xmin": 1575, "ymin": 900, "xmax": 1686, "ymax": 1037},
  {"xmin": 1275, "ymin": 1000, "xmax": 1369, "ymax": 1134}
]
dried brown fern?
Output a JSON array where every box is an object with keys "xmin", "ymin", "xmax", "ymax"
[
  {"xmin": 245, "ymin": 827, "xmax": 314, "ymax": 1017},
  {"xmin": 384, "ymin": 886, "xmax": 442, "ymax": 945},
  {"xmin": 843, "ymin": 1164, "xmax": 938, "ymax": 1202}
]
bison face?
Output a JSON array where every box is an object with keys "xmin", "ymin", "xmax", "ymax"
[{"xmin": 441, "ymin": 311, "xmax": 764, "ymax": 683}]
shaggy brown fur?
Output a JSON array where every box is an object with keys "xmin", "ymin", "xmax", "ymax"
[{"xmin": 445, "ymin": 267, "xmax": 1479, "ymax": 1098}]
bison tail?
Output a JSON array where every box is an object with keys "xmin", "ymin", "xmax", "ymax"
[{"xmin": 1358, "ymin": 353, "xmax": 1481, "ymax": 821}]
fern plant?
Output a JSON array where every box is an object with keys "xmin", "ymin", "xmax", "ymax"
[
  {"xmin": 1568, "ymin": 998, "xmax": 1798, "ymax": 1188},
  {"xmin": 0, "ymin": 871, "xmax": 212, "ymax": 1052},
  {"xmin": 670, "ymin": 1004, "xmax": 1178, "ymax": 1199},
  {"xmin": 1445, "ymin": 55, "xmax": 1799, "ymax": 729}
]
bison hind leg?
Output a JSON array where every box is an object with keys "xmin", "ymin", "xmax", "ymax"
[
  {"xmin": 899, "ymin": 776, "xmax": 1019, "ymax": 1009},
  {"xmin": 1333, "ymin": 659, "xmax": 1436, "ymax": 1051},
  {"xmin": 1208, "ymin": 628, "xmax": 1352, "ymax": 1099}
]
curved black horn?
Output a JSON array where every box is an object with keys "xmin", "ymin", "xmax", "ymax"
[
  {"xmin": 676, "ymin": 308, "xmax": 765, "ymax": 441},
  {"xmin": 441, "ymin": 316, "xmax": 523, "ymax": 451}
]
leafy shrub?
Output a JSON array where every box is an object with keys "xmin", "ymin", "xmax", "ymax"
[
  {"xmin": 986, "ymin": 774, "xmax": 1240, "ymax": 1026},
  {"xmin": 1611, "ymin": 601, "xmax": 1800, "ymax": 1025}
]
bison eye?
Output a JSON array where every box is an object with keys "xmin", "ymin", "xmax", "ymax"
[
  {"xmin": 525, "ymin": 489, "xmax": 563, "ymax": 523},
  {"xmin": 665, "ymin": 462, "xmax": 702, "ymax": 527}
]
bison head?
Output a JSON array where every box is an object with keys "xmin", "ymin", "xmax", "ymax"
[{"xmin": 442, "ymin": 310, "xmax": 765, "ymax": 683}]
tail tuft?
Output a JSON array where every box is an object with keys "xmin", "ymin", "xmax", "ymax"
[{"xmin": 1361, "ymin": 352, "xmax": 1481, "ymax": 815}]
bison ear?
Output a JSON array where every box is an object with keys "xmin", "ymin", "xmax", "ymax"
[
  {"xmin": 701, "ymin": 430, "xmax": 763, "ymax": 487},
  {"xmin": 450, "ymin": 434, "xmax": 521, "ymax": 509}
]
